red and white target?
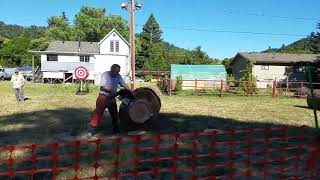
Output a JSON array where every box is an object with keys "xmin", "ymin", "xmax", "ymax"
[{"xmin": 74, "ymin": 66, "xmax": 89, "ymax": 80}]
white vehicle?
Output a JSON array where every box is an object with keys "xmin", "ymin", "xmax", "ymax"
[
  {"xmin": 135, "ymin": 77, "xmax": 144, "ymax": 82},
  {"xmin": 0, "ymin": 68, "xmax": 16, "ymax": 80}
]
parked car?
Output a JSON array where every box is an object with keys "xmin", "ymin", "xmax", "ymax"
[
  {"xmin": 0, "ymin": 67, "xmax": 16, "ymax": 80},
  {"xmin": 18, "ymin": 66, "xmax": 33, "ymax": 81}
]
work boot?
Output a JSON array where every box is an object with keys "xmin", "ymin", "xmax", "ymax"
[{"xmin": 87, "ymin": 124, "xmax": 96, "ymax": 138}]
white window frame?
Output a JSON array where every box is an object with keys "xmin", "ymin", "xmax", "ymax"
[
  {"xmin": 80, "ymin": 55, "xmax": 90, "ymax": 62},
  {"xmin": 110, "ymin": 41, "xmax": 114, "ymax": 52},
  {"xmin": 110, "ymin": 40, "xmax": 120, "ymax": 53},
  {"xmin": 261, "ymin": 65, "xmax": 269, "ymax": 70},
  {"xmin": 47, "ymin": 54, "xmax": 58, "ymax": 61},
  {"xmin": 115, "ymin": 41, "xmax": 119, "ymax": 52}
]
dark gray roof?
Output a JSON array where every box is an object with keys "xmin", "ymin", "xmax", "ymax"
[
  {"xmin": 45, "ymin": 41, "xmax": 100, "ymax": 54},
  {"xmin": 234, "ymin": 52, "xmax": 320, "ymax": 64}
]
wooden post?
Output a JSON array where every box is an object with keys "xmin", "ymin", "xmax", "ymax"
[
  {"xmin": 272, "ymin": 80, "xmax": 276, "ymax": 97},
  {"xmin": 195, "ymin": 79, "xmax": 198, "ymax": 95},
  {"xmin": 307, "ymin": 64, "xmax": 319, "ymax": 128},
  {"xmin": 169, "ymin": 79, "xmax": 172, "ymax": 96},
  {"xmin": 286, "ymin": 78, "xmax": 289, "ymax": 93},
  {"xmin": 32, "ymin": 55, "xmax": 35, "ymax": 83},
  {"xmin": 220, "ymin": 80, "xmax": 224, "ymax": 97},
  {"xmin": 300, "ymin": 82, "xmax": 303, "ymax": 97},
  {"xmin": 246, "ymin": 81, "xmax": 250, "ymax": 96},
  {"xmin": 213, "ymin": 80, "xmax": 215, "ymax": 96}
]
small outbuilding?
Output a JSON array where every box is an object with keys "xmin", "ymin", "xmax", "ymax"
[{"xmin": 170, "ymin": 64, "xmax": 227, "ymax": 90}]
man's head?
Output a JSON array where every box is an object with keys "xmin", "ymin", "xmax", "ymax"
[
  {"xmin": 110, "ymin": 64, "xmax": 120, "ymax": 77},
  {"xmin": 15, "ymin": 69, "xmax": 19, "ymax": 74}
]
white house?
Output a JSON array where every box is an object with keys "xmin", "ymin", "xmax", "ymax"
[{"xmin": 30, "ymin": 29, "xmax": 130, "ymax": 85}]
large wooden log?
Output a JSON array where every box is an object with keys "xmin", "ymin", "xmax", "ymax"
[{"xmin": 119, "ymin": 87, "xmax": 161, "ymax": 131}]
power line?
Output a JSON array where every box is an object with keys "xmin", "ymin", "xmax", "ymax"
[
  {"xmin": 222, "ymin": 10, "xmax": 319, "ymax": 21},
  {"xmin": 136, "ymin": 25, "xmax": 306, "ymax": 37},
  {"xmin": 136, "ymin": 24, "xmax": 308, "ymax": 37}
]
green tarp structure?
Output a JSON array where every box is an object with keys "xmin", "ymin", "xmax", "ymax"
[{"xmin": 170, "ymin": 64, "xmax": 227, "ymax": 80}]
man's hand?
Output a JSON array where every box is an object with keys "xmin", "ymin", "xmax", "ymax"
[{"xmin": 123, "ymin": 84, "xmax": 133, "ymax": 93}]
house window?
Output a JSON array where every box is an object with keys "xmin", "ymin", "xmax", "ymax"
[
  {"xmin": 110, "ymin": 40, "xmax": 120, "ymax": 52},
  {"xmin": 110, "ymin": 41, "xmax": 114, "ymax": 52},
  {"xmin": 261, "ymin": 65, "xmax": 269, "ymax": 70},
  {"xmin": 80, "ymin": 56, "xmax": 90, "ymax": 62},
  {"xmin": 293, "ymin": 65, "xmax": 305, "ymax": 73},
  {"xmin": 47, "ymin": 54, "xmax": 58, "ymax": 61},
  {"xmin": 115, "ymin": 41, "xmax": 119, "ymax": 52}
]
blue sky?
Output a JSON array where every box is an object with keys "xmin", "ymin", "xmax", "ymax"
[{"xmin": 0, "ymin": 0, "xmax": 319, "ymax": 59}]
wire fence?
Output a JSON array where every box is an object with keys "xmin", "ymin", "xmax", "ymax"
[
  {"xmin": 159, "ymin": 79, "xmax": 319, "ymax": 98},
  {"xmin": 0, "ymin": 127, "xmax": 319, "ymax": 179}
]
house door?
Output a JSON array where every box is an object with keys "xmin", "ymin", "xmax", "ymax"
[{"xmin": 64, "ymin": 73, "xmax": 73, "ymax": 83}]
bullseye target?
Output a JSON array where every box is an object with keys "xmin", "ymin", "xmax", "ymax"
[{"xmin": 75, "ymin": 66, "xmax": 89, "ymax": 80}]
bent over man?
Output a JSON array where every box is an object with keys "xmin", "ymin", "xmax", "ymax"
[{"xmin": 88, "ymin": 64, "xmax": 131, "ymax": 137}]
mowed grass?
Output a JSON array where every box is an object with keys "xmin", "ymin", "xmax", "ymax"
[
  {"xmin": 0, "ymin": 81, "xmax": 319, "ymax": 179},
  {"xmin": 0, "ymin": 81, "xmax": 318, "ymax": 146}
]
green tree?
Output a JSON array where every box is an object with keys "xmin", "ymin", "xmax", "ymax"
[
  {"xmin": 280, "ymin": 44, "xmax": 286, "ymax": 52},
  {"xmin": 140, "ymin": 14, "xmax": 163, "ymax": 44},
  {"xmin": 222, "ymin": 58, "xmax": 232, "ymax": 74},
  {"xmin": 74, "ymin": 6, "xmax": 129, "ymax": 42},
  {"xmin": 144, "ymin": 43, "xmax": 166, "ymax": 71},
  {"xmin": 0, "ymin": 21, "xmax": 44, "ymax": 39},
  {"xmin": 137, "ymin": 14, "xmax": 163, "ymax": 69},
  {"xmin": 31, "ymin": 37, "xmax": 49, "ymax": 51},
  {"xmin": 190, "ymin": 46, "xmax": 211, "ymax": 64},
  {"xmin": 0, "ymin": 36, "xmax": 9, "ymax": 48},
  {"xmin": 239, "ymin": 61, "xmax": 257, "ymax": 94},
  {"xmin": 310, "ymin": 23, "xmax": 320, "ymax": 53},
  {"xmin": 0, "ymin": 36, "xmax": 32, "ymax": 67},
  {"xmin": 45, "ymin": 12, "xmax": 72, "ymax": 41}
]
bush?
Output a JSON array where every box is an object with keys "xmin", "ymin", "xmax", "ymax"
[
  {"xmin": 227, "ymin": 76, "xmax": 236, "ymax": 87},
  {"xmin": 175, "ymin": 76, "xmax": 183, "ymax": 91},
  {"xmin": 239, "ymin": 61, "xmax": 257, "ymax": 94},
  {"xmin": 144, "ymin": 75, "xmax": 153, "ymax": 82},
  {"xmin": 76, "ymin": 82, "xmax": 90, "ymax": 94}
]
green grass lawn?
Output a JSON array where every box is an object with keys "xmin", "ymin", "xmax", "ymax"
[
  {"xmin": 0, "ymin": 81, "xmax": 319, "ymax": 179},
  {"xmin": 0, "ymin": 81, "xmax": 318, "ymax": 146}
]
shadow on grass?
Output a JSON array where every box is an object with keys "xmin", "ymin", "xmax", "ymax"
[
  {"xmin": 0, "ymin": 108, "xmax": 319, "ymax": 146},
  {"xmin": 294, "ymin": 105, "xmax": 313, "ymax": 110}
]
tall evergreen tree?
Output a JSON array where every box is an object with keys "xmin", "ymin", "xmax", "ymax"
[
  {"xmin": 310, "ymin": 23, "xmax": 320, "ymax": 53},
  {"xmin": 137, "ymin": 14, "xmax": 163, "ymax": 69},
  {"xmin": 140, "ymin": 14, "xmax": 163, "ymax": 44}
]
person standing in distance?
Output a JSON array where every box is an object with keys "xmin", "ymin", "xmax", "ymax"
[
  {"xmin": 11, "ymin": 69, "xmax": 25, "ymax": 102},
  {"xmin": 88, "ymin": 64, "xmax": 131, "ymax": 137}
]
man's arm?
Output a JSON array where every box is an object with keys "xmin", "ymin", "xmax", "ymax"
[
  {"xmin": 100, "ymin": 72, "xmax": 112, "ymax": 92},
  {"xmin": 122, "ymin": 83, "xmax": 131, "ymax": 91},
  {"xmin": 21, "ymin": 75, "xmax": 25, "ymax": 86},
  {"xmin": 119, "ymin": 76, "xmax": 132, "ymax": 91}
]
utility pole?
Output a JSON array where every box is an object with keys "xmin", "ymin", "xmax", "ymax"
[
  {"xmin": 121, "ymin": 0, "xmax": 141, "ymax": 90},
  {"xmin": 130, "ymin": 0, "xmax": 135, "ymax": 90}
]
